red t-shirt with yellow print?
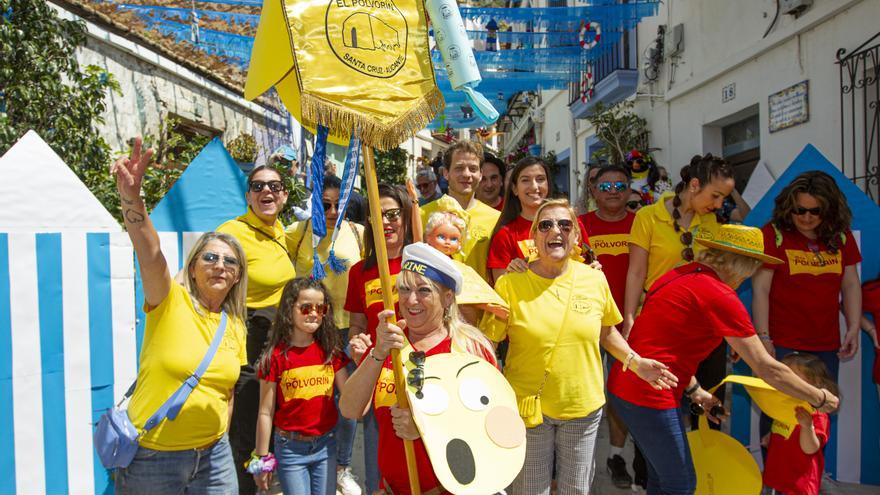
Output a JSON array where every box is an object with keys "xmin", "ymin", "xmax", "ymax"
[
  {"xmin": 761, "ymin": 225, "xmax": 861, "ymax": 351},
  {"xmin": 259, "ymin": 342, "xmax": 349, "ymax": 435}
]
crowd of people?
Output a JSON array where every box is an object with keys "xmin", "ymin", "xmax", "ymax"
[{"xmin": 107, "ymin": 136, "xmax": 877, "ymax": 495}]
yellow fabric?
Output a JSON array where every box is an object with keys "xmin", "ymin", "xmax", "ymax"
[
  {"xmin": 244, "ymin": 0, "xmax": 442, "ymax": 150},
  {"xmin": 128, "ymin": 284, "xmax": 247, "ymax": 450},
  {"xmin": 687, "ymin": 415, "xmax": 762, "ymax": 495},
  {"xmin": 286, "ymin": 219, "xmax": 365, "ymax": 328},
  {"xmin": 453, "ymin": 259, "xmax": 508, "ymax": 319},
  {"xmin": 710, "ymin": 375, "xmax": 811, "ymax": 435},
  {"xmin": 482, "ymin": 263, "xmax": 622, "ymax": 419},
  {"xmin": 628, "ymin": 198, "xmax": 721, "ymax": 290},
  {"xmin": 421, "ymin": 195, "xmax": 500, "ymax": 281},
  {"xmin": 217, "ymin": 208, "xmax": 296, "ymax": 309}
]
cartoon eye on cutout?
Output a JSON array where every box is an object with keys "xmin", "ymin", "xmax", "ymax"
[
  {"xmin": 413, "ymin": 382, "xmax": 449, "ymax": 415},
  {"xmin": 459, "ymin": 378, "xmax": 491, "ymax": 411}
]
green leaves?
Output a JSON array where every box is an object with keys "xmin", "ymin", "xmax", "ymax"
[
  {"xmin": 586, "ymin": 100, "xmax": 649, "ymax": 165},
  {"xmin": 370, "ymin": 146, "xmax": 410, "ymax": 186}
]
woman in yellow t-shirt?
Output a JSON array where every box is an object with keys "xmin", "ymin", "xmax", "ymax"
[
  {"xmin": 216, "ymin": 164, "xmax": 297, "ymax": 492},
  {"xmin": 112, "ymin": 138, "xmax": 248, "ymax": 494},
  {"xmin": 482, "ymin": 199, "xmax": 675, "ymax": 495},
  {"xmin": 623, "ymin": 153, "xmax": 734, "ymax": 336}
]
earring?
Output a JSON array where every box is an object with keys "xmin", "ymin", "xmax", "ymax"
[{"xmin": 443, "ymin": 307, "xmax": 452, "ymax": 325}]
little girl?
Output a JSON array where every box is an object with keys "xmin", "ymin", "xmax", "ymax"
[
  {"xmin": 763, "ymin": 353, "xmax": 839, "ymax": 495},
  {"xmin": 251, "ymin": 278, "xmax": 349, "ymax": 495}
]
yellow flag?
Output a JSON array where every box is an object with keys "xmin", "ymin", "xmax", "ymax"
[{"xmin": 245, "ymin": 0, "xmax": 443, "ymax": 150}]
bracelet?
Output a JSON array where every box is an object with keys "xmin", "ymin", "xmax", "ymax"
[
  {"xmin": 622, "ymin": 352, "xmax": 636, "ymax": 372},
  {"xmin": 369, "ymin": 349, "xmax": 386, "ymax": 363},
  {"xmin": 684, "ymin": 381, "xmax": 701, "ymax": 398},
  {"xmin": 809, "ymin": 389, "xmax": 827, "ymax": 410},
  {"xmin": 244, "ymin": 451, "xmax": 277, "ymax": 474},
  {"xmin": 758, "ymin": 334, "xmax": 772, "ymax": 342}
]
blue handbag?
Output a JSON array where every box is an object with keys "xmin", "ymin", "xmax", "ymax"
[{"xmin": 94, "ymin": 312, "xmax": 228, "ymax": 469}]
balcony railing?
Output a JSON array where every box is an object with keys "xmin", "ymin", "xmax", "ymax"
[{"xmin": 568, "ymin": 30, "xmax": 639, "ymax": 117}]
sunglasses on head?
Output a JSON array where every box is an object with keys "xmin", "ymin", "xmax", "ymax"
[
  {"xmin": 407, "ymin": 351, "xmax": 427, "ymax": 399},
  {"xmin": 248, "ymin": 180, "xmax": 285, "ymax": 193},
  {"xmin": 794, "ymin": 206, "xmax": 821, "ymax": 216},
  {"xmin": 297, "ymin": 302, "xmax": 328, "ymax": 316},
  {"xmin": 537, "ymin": 218, "xmax": 574, "ymax": 233},
  {"xmin": 201, "ymin": 251, "xmax": 240, "ymax": 269},
  {"xmin": 597, "ymin": 181, "xmax": 628, "ymax": 193},
  {"xmin": 380, "ymin": 208, "xmax": 402, "ymax": 222}
]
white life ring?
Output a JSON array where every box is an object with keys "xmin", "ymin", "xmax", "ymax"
[
  {"xmin": 580, "ymin": 63, "xmax": 594, "ymax": 103},
  {"xmin": 579, "ymin": 21, "xmax": 601, "ymax": 50}
]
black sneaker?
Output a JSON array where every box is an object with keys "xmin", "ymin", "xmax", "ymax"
[
  {"xmin": 606, "ymin": 455, "xmax": 633, "ymax": 489},
  {"xmin": 632, "ymin": 448, "xmax": 647, "ymax": 489}
]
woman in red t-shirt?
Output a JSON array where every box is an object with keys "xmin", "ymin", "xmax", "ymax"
[
  {"xmin": 607, "ymin": 225, "xmax": 840, "ymax": 495},
  {"xmin": 340, "ymin": 243, "xmax": 496, "ymax": 495},
  {"xmin": 487, "ymin": 156, "xmax": 553, "ymax": 283},
  {"xmin": 252, "ymin": 278, "xmax": 349, "ymax": 494},
  {"xmin": 752, "ymin": 171, "xmax": 862, "ymax": 381},
  {"xmin": 342, "ymin": 183, "xmax": 414, "ymax": 493}
]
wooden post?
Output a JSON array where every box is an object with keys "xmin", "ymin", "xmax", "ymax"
[{"xmin": 361, "ymin": 144, "xmax": 421, "ymax": 495}]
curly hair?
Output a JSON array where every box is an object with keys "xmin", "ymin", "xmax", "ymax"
[
  {"xmin": 771, "ymin": 171, "xmax": 852, "ymax": 254},
  {"xmin": 256, "ymin": 278, "xmax": 342, "ymax": 376},
  {"xmin": 425, "ymin": 211, "xmax": 468, "ymax": 253},
  {"xmin": 671, "ymin": 153, "xmax": 734, "ymax": 232}
]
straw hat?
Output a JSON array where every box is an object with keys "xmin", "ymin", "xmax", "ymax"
[{"xmin": 695, "ymin": 224, "xmax": 783, "ymax": 264}]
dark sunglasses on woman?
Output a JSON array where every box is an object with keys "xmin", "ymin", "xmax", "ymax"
[
  {"xmin": 626, "ymin": 200, "xmax": 645, "ymax": 210},
  {"xmin": 380, "ymin": 208, "xmax": 402, "ymax": 222},
  {"xmin": 537, "ymin": 218, "xmax": 574, "ymax": 233},
  {"xmin": 201, "ymin": 252, "xmax": 240, "ymax": 269},
  {"xmin": 793, "ymin": 206, "xmax": 821, "ymax": 216},
  {"xmin": 248, "ymin": 180, "xmax": 285, "ymax": 193}
]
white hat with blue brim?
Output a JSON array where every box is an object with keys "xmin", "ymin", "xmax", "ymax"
[{"xmin": 401, "ymin": 242, "xmax": 463, "ymax": 295}]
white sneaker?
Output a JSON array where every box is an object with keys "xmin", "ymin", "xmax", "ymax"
[{"xmin": 337, "ymin": 466, "xmax": 362, "ymax": 495}]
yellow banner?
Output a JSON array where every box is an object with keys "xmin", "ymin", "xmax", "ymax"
[
  {"xmin": 785, "ymin": 249, "xmax": 843, "ymax": 275},
  {"xmin": 373, "ymin": 367, "xmax": 398, "ymax": 409},
  {"xmin": 590, "ymin": 233, "xmax": 630, "ymax": 257},
  {"xmin": 364, "ymin": 274, "xmax": 400, "ymax": 308},
  {"xmin": 245, "ymin": 0, "xmax": 443, "ymax": 149},
  {"xmin": 279, "ymin": 364, "xmax": 335, "ymax": 401}
]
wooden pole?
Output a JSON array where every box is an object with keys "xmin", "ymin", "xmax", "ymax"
[{"xmin": 361, "ymin": 144, "xmax": 421, "ymax": 495}]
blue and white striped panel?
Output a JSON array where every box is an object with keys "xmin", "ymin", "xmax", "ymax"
[
  {"xmin": 732, "ymin": 231, "xmax": 880, "ymax": 486},
  {"xmin": 0, "ymin": 232, "xmax": 136, "ymax": 495}
]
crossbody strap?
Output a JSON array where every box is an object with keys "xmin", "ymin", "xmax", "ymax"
[
  {"xmin": 238, "ymin": 219, "xmax": 293, "ymax": 262},
  {"xmin": 141, "ymin": 312, "xmax": 228, "ymax": 431},
  {"xmin": 534, "ymin": 275, "xmax": 576, "ymax": 397}
]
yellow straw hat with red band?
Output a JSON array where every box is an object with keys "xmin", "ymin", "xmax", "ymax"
[{"xmin": 695, "ymin": 224, "xmax": 784, "ymax": 265}]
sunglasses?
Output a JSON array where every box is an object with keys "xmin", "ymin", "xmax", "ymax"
[
  {"xmin": 322, "ymin": 201, "xmax": 338, "ymax": 211},
  {"xmin": 297, "ymin": 303, "xmax": 328, "ymax": 316},
  {"xmin": 794, "ymin": 206, "xmax": 821, "ymax": 216},
  {"xmin": 201, "ymin": 251, "xmax": 240, "ymax": 269},
  {"xmin": 407, "ymin": 351, "xmax": 426, "ymax": 399},
  {"xmin": 416, "ymin": 182, "xmax": 433, "ymax": 191},
  {"xmin": 626, "ymin": 200, "xmax": 645, "ymax": 210},
  {"xmin": 380, "ymin": 208, "xmax": 402, "ymax": 222},
  {"xmin": 537, "ymin": 218, "xmax": 574, "ymax": 233},
  {"xmin": 680, "ymin": 231, "xmax": 694, "ymax": 262},
  {"xmin": 597, "ymin": 181, "xmax": 628, "ymax": 193},
  {"xmin": 248, "ymin": 180, "xmax": 285, "ymax": 193}
]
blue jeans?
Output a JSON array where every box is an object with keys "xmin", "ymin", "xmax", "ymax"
[
  {"xmin": 115, "ymin": 434, "xmax": 237, "ymax": 494},
  {"xmin": 275, "ymin": 431, "xmax": 337, "ymax": 495},
  {"xmin": 363, "ymin": 406, "xmax": 380, "ymax": 493},
  {"xmin": 609, "ymin": 394, "xmax": 695, "ymax": 495}
]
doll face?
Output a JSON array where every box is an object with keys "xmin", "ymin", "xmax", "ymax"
[{"xmin": 426, "ymin": 223, "xmax": 463, "ymax": 256}]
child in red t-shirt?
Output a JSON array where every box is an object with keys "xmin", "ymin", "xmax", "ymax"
[
  {"xmin": 763, "ymin": 353, "xmax": 838, "ymax": 495},
  {"xmin": 251, "ymin": 278, "xmax": 350, "ymax": 494}
]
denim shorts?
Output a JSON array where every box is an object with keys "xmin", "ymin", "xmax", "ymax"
[{"xmin": 115, "ymin": 434, "xmax": 238, "ymax": 495}]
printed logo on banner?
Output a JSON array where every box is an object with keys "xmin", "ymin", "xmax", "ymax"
[
  {"xmin": 589, "ymin": 234, "xmax": 629, "ymax": 257},
  {"xmin": 785, "ymin": 249, "xmax": 842, "ymax": 275},
  {"xmin": 280, "ymin": 364, "xmax": 335, "ymax": 401},
  {"xmin": 327, "ymin": 0, "xmax": 409, "ymax": 78},
  {"xmin": 517, "ymin": 239, "xmax": 538, "ymax": 260}
]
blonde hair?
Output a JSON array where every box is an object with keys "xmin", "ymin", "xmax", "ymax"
[
  {"xmin": 182, "ymin": 232, "xmax": 248, "ymax": 321},
  {"xmin": 397, "ymin": 270, "xmax": 496, "ymax": 364},
  {"xmin": 424, "ymin": 211, "xmax": 468, "ymax": 252},
  {"xmin": 694, "ymin": 248, "xmax": 762, "ymax": 285},
  {"xmin": 529, "ymin": 198, "xmax": 582, "ymax": 245}
]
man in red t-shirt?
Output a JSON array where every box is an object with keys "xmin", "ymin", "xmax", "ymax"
[{"xmin": 577, "ymin": 164, "xmax": 638, "ymax": 488}]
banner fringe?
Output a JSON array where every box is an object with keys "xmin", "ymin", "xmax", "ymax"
[{"xmin": 300, "ymin": 88, "xmax": 445, "ymax": 151}]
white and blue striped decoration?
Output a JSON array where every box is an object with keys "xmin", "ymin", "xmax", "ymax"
[
  {"xmin": 733, "ymin": 144, "xmax": 880, "ymax": 486},
  {"xmin": 0, "ymin": 232, "xmax": 137, "ymax": 495}
]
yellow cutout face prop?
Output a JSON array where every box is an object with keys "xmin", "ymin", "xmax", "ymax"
[
  {"xmin": 687, "ymin": 415, "xmax": 762, "ymax": 495},
  {"xmin": 404, "ymin": 351, "xmax": 525, "ymax": 494}
]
